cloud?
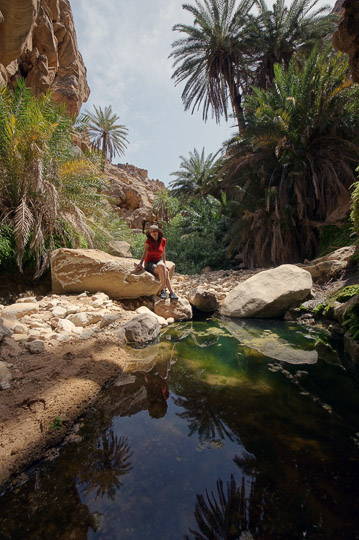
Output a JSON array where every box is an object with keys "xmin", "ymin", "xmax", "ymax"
[{"xmin": 70, "ymin": 0, "xmax": 237, "ymax": 182}]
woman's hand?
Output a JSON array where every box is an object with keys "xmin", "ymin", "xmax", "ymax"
[{"xmin": 136, "ymin": 263, "xmax": 143, "ymax": 271}]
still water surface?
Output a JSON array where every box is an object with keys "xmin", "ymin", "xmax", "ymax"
[{"xmin": 1, "ymin": 318, "xmax": 359, "ymax": 540}]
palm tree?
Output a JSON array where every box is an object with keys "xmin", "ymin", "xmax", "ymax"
[
  {"xmin": 152, "ymin": 189, "xmax": 180, "ymax": 223},
  {"xmin": 223, "ymin": 49, "xmax": 359, "ymax": 267},
  {"xmin": 0, "ymin": 81, "xmax": 122, "ymax": 276},
  {"xmin": 170, "ymin": 0, "xmax": 254, "ymax": 131},
  {"xmin": 169, "ymin": 147, "xmax": 223, "ymax": 198},
  {"xmin": 246, "ymin": 0, "xmax": 336, "ymax": 89},
  {"xmin": 81, "ymin": 104, "xmax": 129, "ymax": 161}
]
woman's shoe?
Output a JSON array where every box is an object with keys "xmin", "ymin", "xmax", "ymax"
[
  {"xmin": 160, "ymin": 289, "xmax": 167, "ymax": 299},
  {"xmin": 169, "ymin": 292, "xmax": 178, "ymax": 300}
]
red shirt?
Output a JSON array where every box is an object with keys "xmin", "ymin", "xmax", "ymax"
[{"xmin": 145, "ymin": 237, "xmax": 166, "ymax": 263}]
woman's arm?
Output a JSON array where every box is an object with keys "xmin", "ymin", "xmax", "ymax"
[
  {"xmin": 161, "ymin": 247, "xmax": 166, "ymax": 265},
  {"xmin": 137, "ymin": 243, "xmax": 149, "ymax": 270}
]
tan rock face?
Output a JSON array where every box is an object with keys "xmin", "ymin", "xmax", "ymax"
[
  {"xmin": 333, "ymin": 0, "xmax": 359, "ymax": 83},
  {"xmin": 0, "ymin": 0, "xmax": 89, "ymax": 117},
  {"xmin": 50, "ymin": 248, "xmax": 175, "ymax": 299},
  {"xmin": 105, "ymin": 163, "xmax": 165, "ymax": 229},
  {"xmin": 220, "ymin": 264, "xmax": 312, "ymax": 318}
]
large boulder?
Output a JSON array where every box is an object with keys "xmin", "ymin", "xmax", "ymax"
[
  {"xmin": 50, "ymin": 248, "xmax": 175, "ymax": 299},
  {"xmin": 189, "ymin": 286, "xmax": 219, "ymax": 312},
  {"xmin": 220, "ymin": 264, "xmax": 312, "ymax": 318},
  {"xmin": 154, "ymin": 297, "xmax": 192, "ymax": 321},
  {"xmin": 299, "ymin": 246, "xmax": 356, "ymax": 282},
  {"xmin": 122, "ymin": 313, "xmax": 160, "ymax": 345}
]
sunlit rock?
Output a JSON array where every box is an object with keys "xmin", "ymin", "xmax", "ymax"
[
  {"xmin": 123, "ymin": 312, "xmax": 160, "ymax": 345},
  {"xmin": 50, "ymin": 248, "xmax": 175, "ymax": 299},
  {"xmin": 154, "ymin": 297, "xmax": 192, "ymax": 321},
  {"xmin": 189, "ymin": 286, "xmax": 219, "ymax": 312},
  {"xmin": 220, "ymin": 265, "xmax": 312, "ymax": 318}
]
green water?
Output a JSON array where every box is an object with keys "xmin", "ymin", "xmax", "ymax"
[{"xmin": 1, "ymin": 318, "xmax": 359, "ymax": 540}]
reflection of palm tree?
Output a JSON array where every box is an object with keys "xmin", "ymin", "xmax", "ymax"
[
  {"xmin": 174, "ymin": 392, "xmax": 234, "ymax": 444},
  {"xmin": 80, "ymin": 431, "xmax": 133, "ymax": 501},
  {"xmin": 185, "ymin": 475, "xmax": 249, "ymax": 539}
]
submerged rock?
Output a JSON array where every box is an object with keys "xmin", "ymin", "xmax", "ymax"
[{"xmin": 222, "ymin": 320, "xmax": 318, "ymax": 365}]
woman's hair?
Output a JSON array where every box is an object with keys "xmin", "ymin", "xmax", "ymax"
[{"xmin": 146, "ymin": 229, "xmax": 163, "ymax": 242}]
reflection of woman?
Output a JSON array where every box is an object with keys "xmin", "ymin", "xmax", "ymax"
[
  {"xmin": 136, "ymin": 224, "xmax": 178, "ymax": 300},
  {"xmin": 144, "ymin": 353, "xmax": 173, "ymax": 419},
  {"xmin": 145, "ymin": 371, "xmax": 169, "ymax": 419}
]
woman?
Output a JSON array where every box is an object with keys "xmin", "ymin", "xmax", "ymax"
[{"xmin": 136, "ymin": 224, "xmax": 178, "ymax": 300}]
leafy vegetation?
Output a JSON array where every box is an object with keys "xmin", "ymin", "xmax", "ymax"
[
  {"xmin": 152, "ymin": 189, "xmax": 180, "ymax": 223},
  {"xmin": 318, "ymin": 219, "xmax": 356, "ymax": 257},
  {"xmin": 164, "ymin": 196, "xmax": 230, "ymax": 274},
  {"xmin": 343, "ymin": 303, "xmax": 359, "ymax": 341},
  {"xmin": 169, "ymin": 147, "xmax": 223, "ymax": 198},
  {"xmin": 246, "ymin": 0, "xmax": 336, "ymax": 89},
  {"xmin": 171, "ymin": 0, "xmax": 334, "ymax": 131},
  {"xmin": 170, "ymin": 0, "xmax": 253, "ymax": 130},
  {"xmin": 78, "ymin": 104, "xmax": 129, "ymax": 162},
  {"xmin": 223, "ymin": 49, "xmax": 359, "ymax": 267},
  {"xmin": 0, "ymin": 81, "xmax": 129, "ymax": 276}
]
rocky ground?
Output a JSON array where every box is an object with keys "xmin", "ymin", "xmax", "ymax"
[{"xmin": 0, "ymin": 263, "xmax": 356, "ymax": 491}]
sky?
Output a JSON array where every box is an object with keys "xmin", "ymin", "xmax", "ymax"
[{"xmin": 71, "ymin": 0, "xmax": 335, "ymax": 186}]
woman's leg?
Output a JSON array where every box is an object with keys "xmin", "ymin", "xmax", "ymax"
[
  {"xmin": 154, "ymin": 263, "xmax": 166, "ymax": 290},
  {"xmin": 164, "ymin": 267, "xmax": 174, "ymax": 294}
]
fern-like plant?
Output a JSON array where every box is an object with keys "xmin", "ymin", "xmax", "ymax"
[{"xmin": 0, "ymin": 81, "xmax": 127, "ymax": 277}]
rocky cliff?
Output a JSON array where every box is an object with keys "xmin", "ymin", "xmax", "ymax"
[
  {"xmin": 333, "ymin": 0, "xmax": 359, "ymax": 83},
  {"xmin": 0, "ymin": 0, "xmax": 89, "ymax": 116},
  {"xmin": 105, "ymin": 162, "xmax": 165, "ymax": 230}
]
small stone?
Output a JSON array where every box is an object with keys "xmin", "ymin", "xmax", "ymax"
[
  {"xmin": 57, "ymin": 319, "xmax": 76, "ymax": 332},
  {"xmin": 16, "ymin": 297, "xmax": 37, "ymax": 303},
  {"xmin": 51, "ymin": 306, "xmax": 67, "ymax": 318},
  {"xmin": 57, "ymin": 334, "xmax": 71, "ymax": 342},
  {"xmin": 27, "ymin": 340, "xmax": 45, "ymax": 354},
  {"xmin": 13, "ymin": 323, "xmax": 27, "ymax": 334},
  {"xmin": 0, "ymin": 361, "xmax": 12, "ymax": 390}
]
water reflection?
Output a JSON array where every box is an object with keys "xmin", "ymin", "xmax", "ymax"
[
  {"xmin": 1, "ymin": 320, "xmax": 359, "ymax": 539},
  {"xmin": 185, "ymin": 475, "xmax": 251, "ymax": 540},
  {"xmin": 79, "ymin": 431, "xmax": 133, "ymax": 501},
  {"xmin": 222, "ymin": 319, "xmax": 318, "ymax": 364},
  {"xmin": 174, "ymin": 389, "xmax": 234, "ymax": 445}
]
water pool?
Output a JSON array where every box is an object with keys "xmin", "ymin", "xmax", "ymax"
[{"xmin": 1, "ymin": 318, "xmax": 359, "ymax": 539}]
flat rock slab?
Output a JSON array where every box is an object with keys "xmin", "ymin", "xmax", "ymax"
[
  {"xmin": 51, "ymin": 248, "xmax": 175, "ymax": 300},
  {"xmin": 220, "ymin": 264, "xmax": 312, "ymax": 318}
]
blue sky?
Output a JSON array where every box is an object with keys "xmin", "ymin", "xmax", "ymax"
[{"xmin": 71, "ymin": 0, "xmax": 334, "ymax": 186}]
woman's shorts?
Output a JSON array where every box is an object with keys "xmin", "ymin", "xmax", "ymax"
[{"xmin": 144, "ymin": 261, "xmax": 158, "ymax": 275}]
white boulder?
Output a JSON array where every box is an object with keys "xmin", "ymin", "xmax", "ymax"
[
  {"xmin": 220, "ymin": 264, "xmax": 312, "ymax": 318},
  {"xmin": 51, "ymin": 248, "xmax": 175, "ymax": 299}
]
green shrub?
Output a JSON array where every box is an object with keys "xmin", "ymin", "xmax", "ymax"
[
  {"xmin": 318, "ymin": 219, "xmax": 356, "ymax": 257},
  {"xmin": 343, "ymin": 303, "xmax": 359, "ymax": 341},
  {"xmin": 163, "ymin": 196, "xmax": 230, "ymax": 274},
  {"xmin": 0, "ymin": 226, "xmax": 16, "ymax": 271}
]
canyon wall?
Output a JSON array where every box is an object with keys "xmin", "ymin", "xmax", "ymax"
[
  {"xmin": 333, "ymin": 0, "xmax": 359, "ymax": 83},
  {"xmin": 0, "ymin": 0, "xmax": 89, "ymax": 116}
]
